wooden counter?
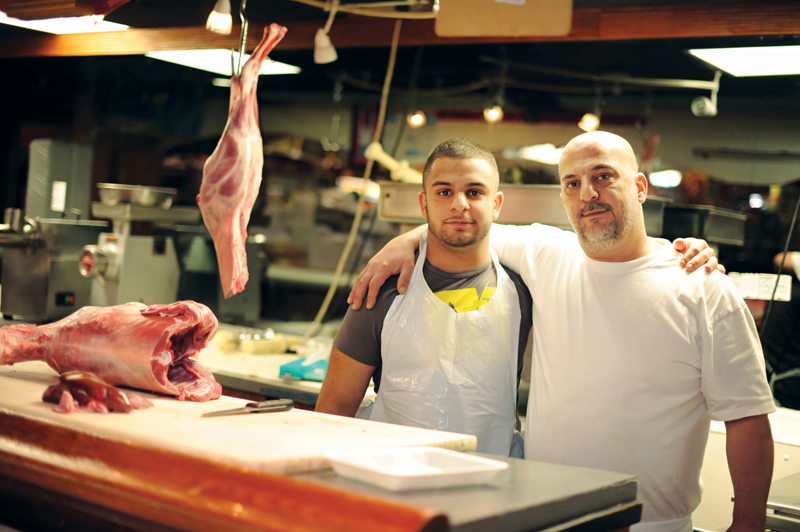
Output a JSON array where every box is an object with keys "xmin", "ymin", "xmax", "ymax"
[{"xmin": 0, "ymin": 362, "xmax": 640, "ymax": 531}]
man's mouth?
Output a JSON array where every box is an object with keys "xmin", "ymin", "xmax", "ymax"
[
  {"xmin": 445, "ymin": 218, "xmax": 474, "ymax": 226},
  {"xmin": 581, "ymin": 209, "xmax": 608, "ymax": 218},
  {"xmin": 579, "ymin": 202, "xmax": 613, "ymax": 219}
]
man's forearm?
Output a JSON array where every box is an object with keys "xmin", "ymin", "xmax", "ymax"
[
  {"xmin": 725, "ymin": 414, "xmax": 773, "ymax": 530},
  {"xmin": 315, "ymin": 347, "xmax": 374, "ymax": 417}
]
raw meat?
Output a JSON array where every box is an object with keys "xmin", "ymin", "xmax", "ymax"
[
  {"xmin": 198, "ymin": 23, "xmax": 288, "ymax": 298},
  {"xmin": 43, "ymin": 371, "xmax": 154, "ymax": 414},
  {"xmin": 0, "ymin": 301, "xmax": 222, "ymax": 401}
]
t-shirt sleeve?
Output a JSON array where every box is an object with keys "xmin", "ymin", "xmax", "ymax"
[
  {"xmin": 490, "ymin": 223, "xmax": 574, "ymax": 274},
  {"xmin": 332, "ymin": 276, "xmax": 400, "ymax": 367},
  {"xmin": 701, "ymin": 298, "xmax": 777, "ymax": 422}
]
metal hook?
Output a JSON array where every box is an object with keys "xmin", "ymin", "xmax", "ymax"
[{"xmin": 237, "ymin": 0, "xmax": 249, "ymax": 75}]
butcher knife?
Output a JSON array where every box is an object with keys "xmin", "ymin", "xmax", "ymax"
[{"xmin": 202, "ymin": 399, "xmax": 294, "ymax": 417}]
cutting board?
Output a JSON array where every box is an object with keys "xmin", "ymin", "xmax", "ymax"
[{"xmin": 0, "ymin": 361, "xmax": 476, "ymax": 475}]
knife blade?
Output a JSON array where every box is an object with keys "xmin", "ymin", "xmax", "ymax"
[{"xmin": 202, "ymin": 399, "xmax": 294, "ymax": 418}]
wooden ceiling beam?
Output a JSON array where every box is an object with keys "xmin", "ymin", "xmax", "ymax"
[{"xmin": 0, "ymin": 2, "xmax": 798, "ymax": 58}]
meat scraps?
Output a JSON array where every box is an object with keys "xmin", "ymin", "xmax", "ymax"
[
  {"xmin": 0, "ymin": 301, "xmax": 222, "ymax": 402},
  {"xmin": 198, "ymin": 23, "xmax": 288, "ymax": 298},
  {"xmin": 43, "ymin": 371, "xmax": 154, "ymax": 414}
]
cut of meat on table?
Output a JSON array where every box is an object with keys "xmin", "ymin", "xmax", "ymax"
[
  {"xmin": 0, "ymin": 301, "xmax": 222, "ymax": 402},
  {"xmin": 43, "ymin": 371, "xmax": 154, "ymax": 414},
  {"xmin": 198, "ymin": 23, "xmax": 288, "ymax": 298}
]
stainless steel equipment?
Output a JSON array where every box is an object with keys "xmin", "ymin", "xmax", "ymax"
[
  {"xmin": 766, "ymin": 471, "xmax": 800, "ymax": 532},
  {"xmin": 96, "ymin": 183, "xmax": 176, "ymax": 209},
  {"xmin": 0, "ymin": 209, "xmax": 107, "ymax": 322},
  {"xmin": 378, "ymin": 183, "xmax": 671, "ymax": 236},
  {"xmin": 1, "ymin": 139, "xmax": 108, "ymax": 322},
  {"xmin": 80, "ymin": 199, "xmax": 200, "ymax": 307},
  {"xmin": 661, "ymin": 204, "xmax": 747, "ymax": 247}
]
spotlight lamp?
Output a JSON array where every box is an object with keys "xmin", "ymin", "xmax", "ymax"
[
  {"xmin": 407, "ymin": 110, "xmax": 427, "ymax": 128},
  {"xmin": 579, "ymin": 86, "xmax": 604, "ymax": 132},
  {"xmin": 578, "ymin": 112, "xmax": 600, "ymax": 132},
  {"xmin": 206, "ymin": 0, "xmax": 232, "ymax": 35},
  {"xmin": 483, "ymin": 105, "xmax": 504, "ymax": 124},
  {"xmin": 314, "ymin": 0, "xmax": 340, "ymax": 64},
  {"xmin": 691, "ymin": 71, "xmax": 722, "ymax": 117}
]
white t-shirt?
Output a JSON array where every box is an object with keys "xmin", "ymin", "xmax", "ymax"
[{"xmin": 491, "ymin": 223, "xmax": 776, "ymax": 532}]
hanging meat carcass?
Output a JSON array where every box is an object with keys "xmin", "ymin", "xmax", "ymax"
[{"xmin": 197, "ymin": 23, "xmax": 288, "ymax": 298}]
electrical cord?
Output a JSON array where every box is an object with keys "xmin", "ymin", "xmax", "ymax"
[{"xmin": 301, "ymin": 19, "xmax": 403, "ymax": 342}]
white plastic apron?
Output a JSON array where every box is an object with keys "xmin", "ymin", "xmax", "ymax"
[{"xmin": 370, "ymin": 232, "xmax": 520, "ymax": 456}]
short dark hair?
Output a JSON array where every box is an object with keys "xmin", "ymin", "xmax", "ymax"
[{"xmin": 422, "ymin": 138, "xmax": 499, "ymax": 188}]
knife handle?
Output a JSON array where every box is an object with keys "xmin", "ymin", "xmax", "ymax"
[{"xmin": 245, "ymin": 399, "xmax": 294, "ymax": 412}]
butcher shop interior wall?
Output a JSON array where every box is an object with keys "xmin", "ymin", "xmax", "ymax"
[{"xmin": 1, "ymin": 1, "xmax": 800, "ymax": 320}]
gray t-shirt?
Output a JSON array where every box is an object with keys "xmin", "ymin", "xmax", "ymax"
[{"xmin": 333, "ymin": 256, "xmax": 533, "ymax": 395}]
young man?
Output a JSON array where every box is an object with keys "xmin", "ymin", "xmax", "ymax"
[
  {"xmin": 351, "ymin": 132, "xmax": 774, "ymax": 532},
  {"xmin": 316, "ymin": 138, "xmax": 532, "ymax": 456}
]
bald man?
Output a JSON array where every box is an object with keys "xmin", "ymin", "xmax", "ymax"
[{"xmin": 349, "ymin": 132, "xmax": 775, "ymax": 532}]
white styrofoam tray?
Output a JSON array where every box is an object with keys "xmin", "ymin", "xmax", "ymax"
[{"xmin": 324, "ymin": 446, "xmax": 509, "ymax": 492}]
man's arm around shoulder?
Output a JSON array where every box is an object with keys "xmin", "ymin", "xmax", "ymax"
[
  {"xmin": 315, "ymin": 346, "xmax": 375, "ymax": 417},
  {"xmin": 725, "ymin": 413, "xmax": 773, "ymax": 531}
]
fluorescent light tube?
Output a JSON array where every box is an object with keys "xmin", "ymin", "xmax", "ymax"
[
  {"xmin": 0, "ymin": 11, "xmax": 128, "ymax": 34},
  {"xmin": 145, "ymin": 50, "xmax": 301, "ymax": 77},
  {"xmin": 648, "ymin": 170, "xmax": 682, "ymax": 188},
  {"xmin": 688, "ymin": 46, "xmax": 800, "ymax": 77},
  {"xmin": 516, "ymin": 143, "xmax": 565, "ymax": 166}
]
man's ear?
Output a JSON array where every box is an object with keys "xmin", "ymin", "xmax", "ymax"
[
  {"xmin": 636, "ymin": 173, "xmax": 648, "ymax": 203},
  {"xmin": 493, "ymin": 191, "xmax": 504, "ymax": 220},
  {"xmin": 418, "ymin": 191, "xmax": 428, "ymax": 220}
]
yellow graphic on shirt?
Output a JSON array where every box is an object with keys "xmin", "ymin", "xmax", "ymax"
[{"xmin": 435, "ymin": 285, "xmax": 496, "ymax": 312}]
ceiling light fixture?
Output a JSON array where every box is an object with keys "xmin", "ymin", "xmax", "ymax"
[
  {"xmin": 578, "ymin": 113, "xmax": 600, "ymax": 132},
  {"xmin": 648, "ymin": 169, "xmax": 683, "ymax": 188},
  {"xmin": 483, "ymin": 105, "xmax": 504, "ymax": 124},
  {"xmin": 314, "ymin": 0, "xmax": 339, "ymax": 64},
  {"xmin": 579, "ymin": 87, "xmax": 603, "ymax": 132},
  {"xmin": 689, "ymin": 46, "xmax": 800, "ymax": 77},
  {"xmin": 407, "ymin": 110, "xmax": 427, "ymax": 128},
  {"xmin": 518, "ymin": 143, "xmax": 564, "ymax": 166},
  {"xmin": 690, "ymin": 71, "xmax": 721, "ymax": 117},
  {"xmin": 0, "ymin": 11, "xmax": 128, "ymax": 34},
  {"xmin": 206, "ymin": 0, "xmax": 233, "ymax": 35},
  {"xmin": 484, "ymin": 61, "xmax": 508, "ymax": 125},
  {"xmin": 145, "ymin": 50, "xmax": 301, "ymax": 77}
]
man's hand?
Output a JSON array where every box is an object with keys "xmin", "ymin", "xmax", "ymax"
[
  {"xmin": 348, "ymin": 226, "xmax": 424, "ymax": 310},
  {"xmin": 673, "ymin": 238, "xmax": 724, "ymax": 273}
]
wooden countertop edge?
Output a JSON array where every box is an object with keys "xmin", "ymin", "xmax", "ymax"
[{"xmin": 0, "ymin": 411, "xmax": 448, "ymax": 532}]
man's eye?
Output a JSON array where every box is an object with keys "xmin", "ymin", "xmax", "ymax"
[
  {"xmin": 467, "ymin": 190, "xmax": 483, "ymax": 197},
  {"xmin": 565, "ymin": 181, "xmax": 578, "ymax": 189},
  {"xmin": 437, "ymin": 190, "xmax": 451, "ymax": 196}
]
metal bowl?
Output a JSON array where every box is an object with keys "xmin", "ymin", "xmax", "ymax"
[{"xmin": 97, "ymin": 184, "xmax": 177, "ymax": 209}]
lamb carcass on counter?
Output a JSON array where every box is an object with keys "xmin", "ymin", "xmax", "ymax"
[
  {"xmin": 198, "ymin": 23, "xmax": 288, "ymax": 298},
  {"xmin": 0, "ymin": 301, "xmax": 222, "ymax": 402}
]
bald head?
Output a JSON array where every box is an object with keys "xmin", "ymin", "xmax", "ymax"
[{"xmin": 558, "ymin": 132, "xmax": 638, "ymax": 178}]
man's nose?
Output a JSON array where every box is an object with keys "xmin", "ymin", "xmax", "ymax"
[
  {"xmin": 451, "ymin": 192, "xmax": 469, "ymax": 211},
  {"xmin": 580, "ymin": 180, "xmax": 598, "ymax": 202}
]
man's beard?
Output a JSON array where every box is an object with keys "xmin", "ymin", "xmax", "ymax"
[
  {"xmin": 429, "ymin": 217, "xmax": 490, "ymax": 249},
  {"xmin": 573, "ymin": 200, "xmax": 636, "ymax": 252},
  {"xmin": 577, "ymin": 201, "xmax": 622, "ymax": 243}
]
